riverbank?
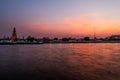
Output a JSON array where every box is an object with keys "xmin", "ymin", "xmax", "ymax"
[
  {"xmin": 0, "ymin": 42, "xmax": 43, "ymax": 45},
  {"xmin": 0, "ymin": 41, "xmax": 120, "ymax": 45}
]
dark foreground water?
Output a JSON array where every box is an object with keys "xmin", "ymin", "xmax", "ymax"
[{"xmin": 0, "ymin": 43, "xmax": 120, "ymax": 80}]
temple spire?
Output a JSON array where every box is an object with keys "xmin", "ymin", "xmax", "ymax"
[{"xmin": 11, "ymin": 27, "xmax": 17, "ymax": 41}]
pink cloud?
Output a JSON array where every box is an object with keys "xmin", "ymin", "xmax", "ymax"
[
  {"xmin": 63, "ymin": 13, "xmax": 120, "ymax": 37},
  {"xmin": 18, "ymin": 13, "xmax": 120, "ymax": 38}
]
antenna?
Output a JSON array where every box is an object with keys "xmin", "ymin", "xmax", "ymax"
[{"xmin": 93, "ymin": 26, "xmax": 96, "ymax": 40}]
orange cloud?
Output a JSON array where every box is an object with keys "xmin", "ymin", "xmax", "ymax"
[
  {"xmin": 20, "ymin": 13, "xmax": 120, "ymax": 37},
  {"xmin": 63, "ymin": 13, "xmax": 120, "ymax": 37}
]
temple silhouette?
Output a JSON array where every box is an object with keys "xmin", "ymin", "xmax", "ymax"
[{"xmin": 11, "ymin": 27, "xmax": 17, "ymax": 41}]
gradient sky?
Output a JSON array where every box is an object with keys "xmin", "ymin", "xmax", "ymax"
[{"xmin": 0, "ymin": 0, "xmax": 120, "ymax": 38}]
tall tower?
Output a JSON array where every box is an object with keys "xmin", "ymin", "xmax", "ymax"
[{"xmin": 11, "ymin": 27, "xmax": 17, "ymax": 41}]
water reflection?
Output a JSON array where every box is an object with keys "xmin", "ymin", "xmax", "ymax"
[{"xmin": 0, "ymin": 44, "xmax": 120, "ymax": 80}]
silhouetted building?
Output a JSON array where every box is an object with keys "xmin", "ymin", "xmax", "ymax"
[
  {"xmin": 11, "ymin": 27, "xmax": 17, "ymax": 41},
  {"xmin": 27, "ymin": 35, "xmax": 35, "ymax": 42},
  {"xmin": 84, "ymin": 37, "xmax": 90, "ymax": 41},
  {"xmin": 109, "ymin": 35, "xmax": 120, "ymax": 40}
]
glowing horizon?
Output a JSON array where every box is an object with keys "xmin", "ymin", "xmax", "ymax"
[{"xmin": 0, "ymin": 0, "xmax": 120, "ymax": 38}]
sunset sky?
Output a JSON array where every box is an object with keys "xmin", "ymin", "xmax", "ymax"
[{"xmin": 0, "ymin": 0, "xmax": 120, "ymax": 38}]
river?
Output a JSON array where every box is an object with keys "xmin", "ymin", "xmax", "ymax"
[{"xmin": 0, "ymin": 43, "xmax": 120, "ymax": 80}]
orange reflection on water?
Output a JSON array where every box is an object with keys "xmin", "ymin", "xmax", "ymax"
[{"xmin": 65, "ymin": 43, "xmax": 120, "ymax": 80}]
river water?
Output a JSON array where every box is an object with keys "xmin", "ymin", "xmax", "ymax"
[{"xmin": 0, "ymin": 43, "xmax": 120, "ymax": 80}]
